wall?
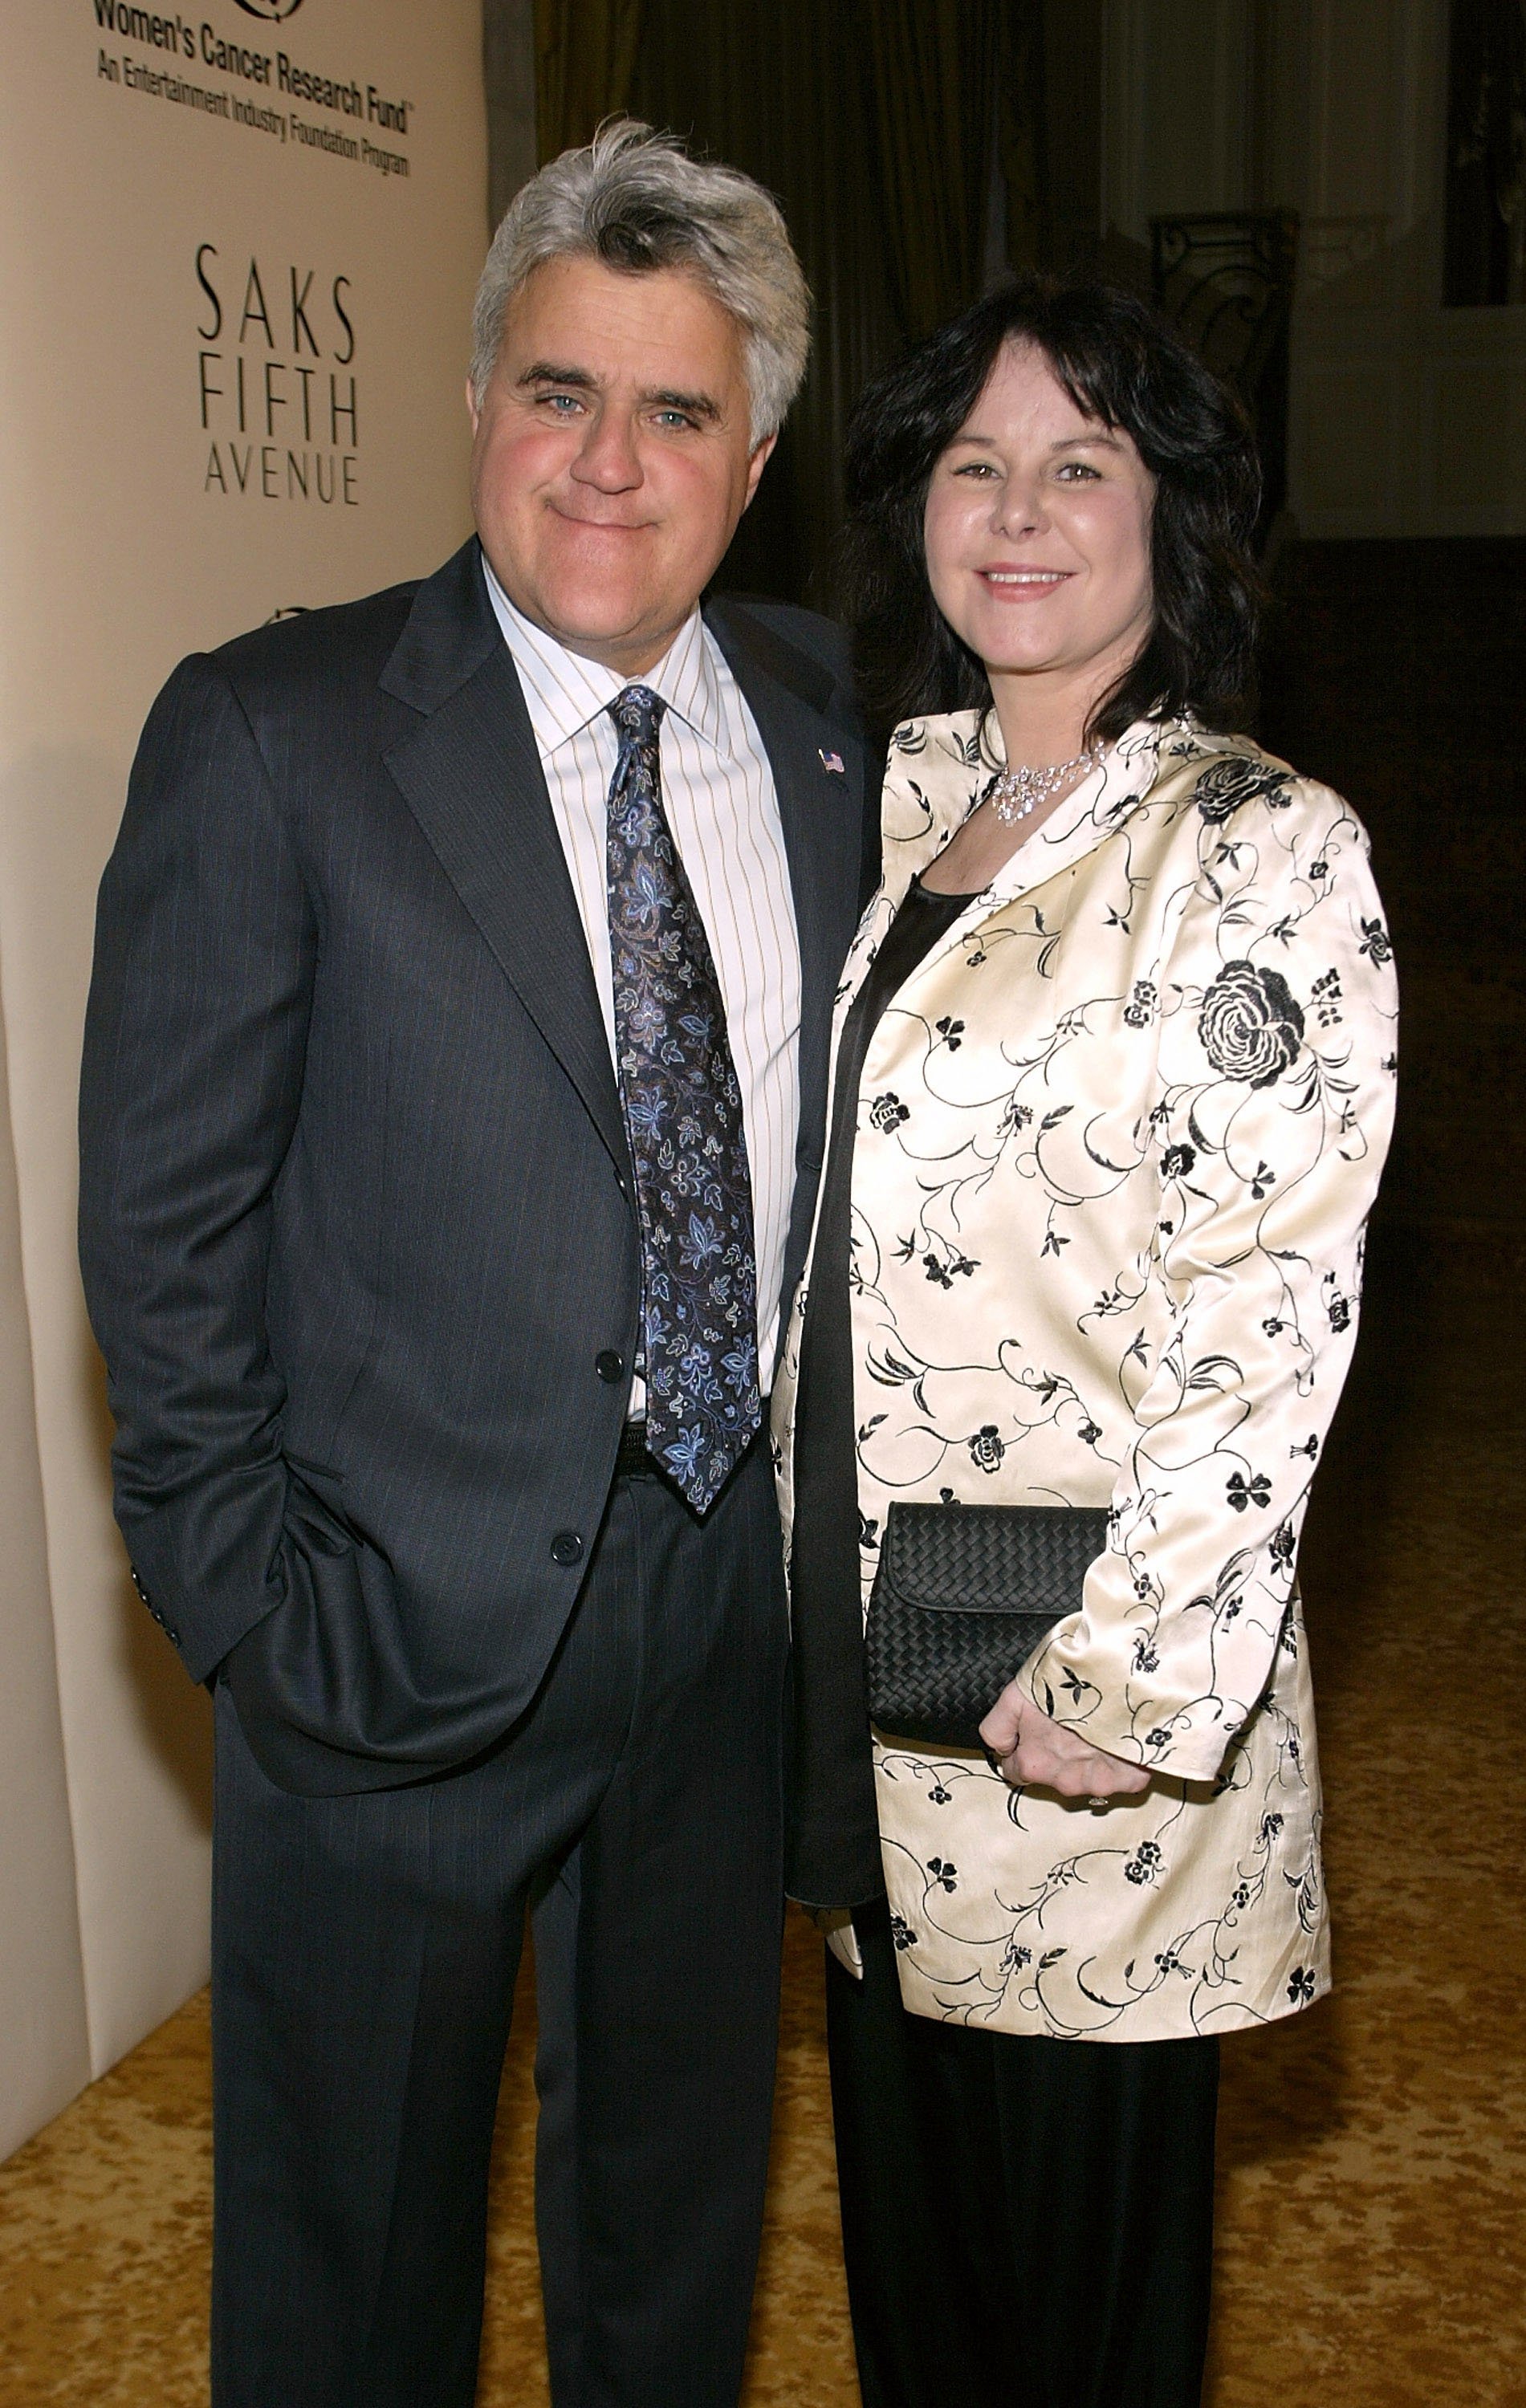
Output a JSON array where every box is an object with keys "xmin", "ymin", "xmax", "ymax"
[
  {"xmin": 1100, "ymin": 0, "xmax": 1526, "ymax": 538},
  {"xmin": 0, "ymin": 0, "xmax": 487, "ymax": 2158}
]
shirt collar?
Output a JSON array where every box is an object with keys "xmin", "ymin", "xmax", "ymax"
[{"xmin": 481, "ymin": 550, "xmax": 728, "ymax": 757}]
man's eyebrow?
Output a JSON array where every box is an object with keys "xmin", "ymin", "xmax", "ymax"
[
  {"xmin": 641, "ymin": 385, "xmax": 723, "ymax": 424},
  {"xmin": 518, "ymin": 360, "xmax": 600, "ymax": 390}
]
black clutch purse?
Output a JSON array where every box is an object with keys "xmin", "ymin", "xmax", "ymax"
[{"xmin": 865, "ymin": 1500, "xmax": 1110, "ymax": 1751}]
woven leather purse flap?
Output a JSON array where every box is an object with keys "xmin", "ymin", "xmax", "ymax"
[{"xmin": 881, "ymin": 1502, "xmax": 1110, "ymax": 1615}]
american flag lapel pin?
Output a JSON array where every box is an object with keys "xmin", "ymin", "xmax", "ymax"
[{"xmin": 819, "ymin": 748, "xmax": 845, "ymax": 775}]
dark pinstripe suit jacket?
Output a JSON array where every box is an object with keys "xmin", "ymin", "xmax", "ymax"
[{"xmin": 79, "ymin": 539, "xmax": 877, "ymax": 1794}]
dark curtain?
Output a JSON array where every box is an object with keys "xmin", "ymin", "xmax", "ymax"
[
  {"xmin": 999, "ymin": 2, "xmax": 1049, "ymax": 270},
  {"xmin": 535, "ymin": 0, "xmax": 643, "ymax": 163},
  {"xmin": 1443, "ymin": 0, "xmax": 1526, "ymax": 305},
  {"xmin": 859, "ymin": 2, "xmax": 1002, "ymax": 344}
]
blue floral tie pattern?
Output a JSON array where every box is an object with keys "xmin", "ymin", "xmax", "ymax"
[{"xmin": 606, "ymin": 685, "xmax": 763, "ymax": 1511}]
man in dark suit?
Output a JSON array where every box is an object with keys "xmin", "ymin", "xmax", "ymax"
[{"xmin": 79, "ymin": 122, "xmax": 875, "ymax": 2408}]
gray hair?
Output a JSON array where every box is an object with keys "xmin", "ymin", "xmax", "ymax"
[{"xmin": 470, "ymin": 120, "xmax": 811, "ymax": 446}]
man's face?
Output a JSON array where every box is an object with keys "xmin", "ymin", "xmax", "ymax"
[{"xmin": 469, "ymin": 255, "xmax": 775, "ymax": 677}]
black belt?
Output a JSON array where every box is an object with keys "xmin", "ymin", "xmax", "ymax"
[{"xmin": 616, "ymin": 1419, "xmax": 653, "ymax": 1478}]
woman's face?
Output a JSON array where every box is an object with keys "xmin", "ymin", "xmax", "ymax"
[{"xmin": 922, "ymin": 340, "xmax": 1157, "ymax": 696}]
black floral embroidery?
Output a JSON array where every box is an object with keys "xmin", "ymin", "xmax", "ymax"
[
  {"xmin": 1193, "ymin": 756, "xmax": 1294, "ymax": 823},
  {"xmin": 1269, "ymin": 1522, "xmax": 1296, "ymax": 1569},
  {"xmin": 1198, "ymin": 961, "xmax": 1306, "ymax": 1088},
  {"xmin": 870, "ymin": 1092, "xmax": 909, "ymax": 1133},
  {"xmin": 1311, "ymin": 966, "xmax": 1343, "ymax": 1027},
  {"xmin": 924, "ymin": 1249, "xmax": 978, "ymax": 1289},
  {"xmin": 969, "ymin": 1425, "xmax": 1005, "ymax": 1473},
  {"xmin": 1359, "ymin": 917, "xmax": 1393, "ymax": 964},
  {"xmin": 927, "ymin": 1857, "xmax": 958, "ymax": 1892},
  {"xmin": 935, "ymin": 1016, "xmax": 966, "ymax": 1051},
  {"xmin": 1161, "ymin": 1143, "xmax": 1196, "ymax": 1178},
  {"xmin": 1287, "ymin": 1966, "xmax": 1316, "ymax": 2005},
  {"xmin": 890, "ymin": 1914, "xmax": 918, "ymax": 1951},
  {"xmin": 1227, "ymin": 1470, "xmax": 1272, "ymax": 1512},
  {"xmin": 928, "ymin": 1781, "xmax": 952, "ymax": 1805},
  {"xmin": 1124, "ymin": 978, "xmax": 1158, "ymax": 1027}
]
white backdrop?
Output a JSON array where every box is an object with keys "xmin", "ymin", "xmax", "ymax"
[{"xmin": 0, "ymin": 0, "xmax": 488, "ymax": 2158}]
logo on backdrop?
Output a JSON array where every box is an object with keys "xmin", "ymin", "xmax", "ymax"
[
  {"xmin": 231, "ymin": 0, "xmax": 307, "ymax": 20},
  {"xmin": 196, "ymin": 245, "xmax": 362, "ymax": 509}
]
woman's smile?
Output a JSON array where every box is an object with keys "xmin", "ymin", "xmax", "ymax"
[{"xmin": 976, "ymin": 565, "xmax": 1075, "ymax": 596}]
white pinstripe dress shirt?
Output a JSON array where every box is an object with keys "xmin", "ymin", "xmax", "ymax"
[{"xmin": 483, "ymin": 557, "xmax": 804, "ymax": 1400}]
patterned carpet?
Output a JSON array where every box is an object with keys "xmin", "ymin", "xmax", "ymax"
[{"xmin": 2, "ymin": 541, "xmax": 1522, "ymax": 2404}]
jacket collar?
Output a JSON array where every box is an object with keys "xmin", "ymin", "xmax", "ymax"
[
  {"xmin": 378, "ymin": 536, "xmax": 503, "ymax": 714},
  {"xmin": 879, "ymin": 711, "xmax": 1173, "ymax": 914},
  {"xmin": 851, "ymin": 712, "xmax": 1240, "ymax": 1016}
]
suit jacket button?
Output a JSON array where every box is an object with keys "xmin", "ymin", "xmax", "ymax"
[
  {"xmin": 596, "ymin": 1351, "xmax": 625, "ymax": 1384},
  {"xmin": 550, "ymin": 1531, "xmax": 584, "ymax": 1568}
]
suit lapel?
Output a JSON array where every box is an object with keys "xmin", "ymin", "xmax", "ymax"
[
  {"xmin": 380, "ymin": 543, "xmax": 628, "ymax": 1173},
  {"xmin": 705, "ymin": 603, "xmax": 864, "ymax": 1160}
]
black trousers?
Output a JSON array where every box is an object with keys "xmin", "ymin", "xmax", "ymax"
[
  {"xmin": 210, "ymin": 1445, "xmax": 788, "ymax": 2408},
  {"xmin": 827, "ymin": 1899, "xmax": 1219, "ymax": 2408}
]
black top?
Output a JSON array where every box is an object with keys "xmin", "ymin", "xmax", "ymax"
[{"xmin": 787, "ymin": 874, "xmax": 979, "ymax": 1907}]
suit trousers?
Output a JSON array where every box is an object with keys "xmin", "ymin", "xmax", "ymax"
[
  {"xmin": 210, "ymin": 1442, "xmax": 788, "ymax": 2408},
  {"xmin": 826, "ymin": 1898, "xmax": 1219, "ymax": 2408}
]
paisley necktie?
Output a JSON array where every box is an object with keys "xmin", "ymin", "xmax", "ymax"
[{"xmin": 605, "ymin": 684, "xmax": 763, "ymax": 1512}]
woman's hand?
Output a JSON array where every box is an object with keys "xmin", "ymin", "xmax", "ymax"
[{"xmin": 979, "ymin": 1678, "xmax": 1150, "ymax": 1801}]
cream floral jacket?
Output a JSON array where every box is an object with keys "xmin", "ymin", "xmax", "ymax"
[{"xmin": 772, "ymin": 711, "xmax": 1398, "ymax": 2041}]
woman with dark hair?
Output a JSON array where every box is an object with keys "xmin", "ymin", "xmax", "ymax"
[{"xmin": 771, "ymin": 277, "xmax": 1397, "ymax": 2406}]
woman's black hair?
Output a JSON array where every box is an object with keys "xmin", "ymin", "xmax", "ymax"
[{"xmin": 842, "ymin": 274, "xmax": 1264, "ymax": 746}]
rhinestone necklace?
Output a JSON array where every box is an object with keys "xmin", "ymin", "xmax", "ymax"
[{"xmin": 987, "ymin": 738, "xmax": 1106, "ymax": 825}]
